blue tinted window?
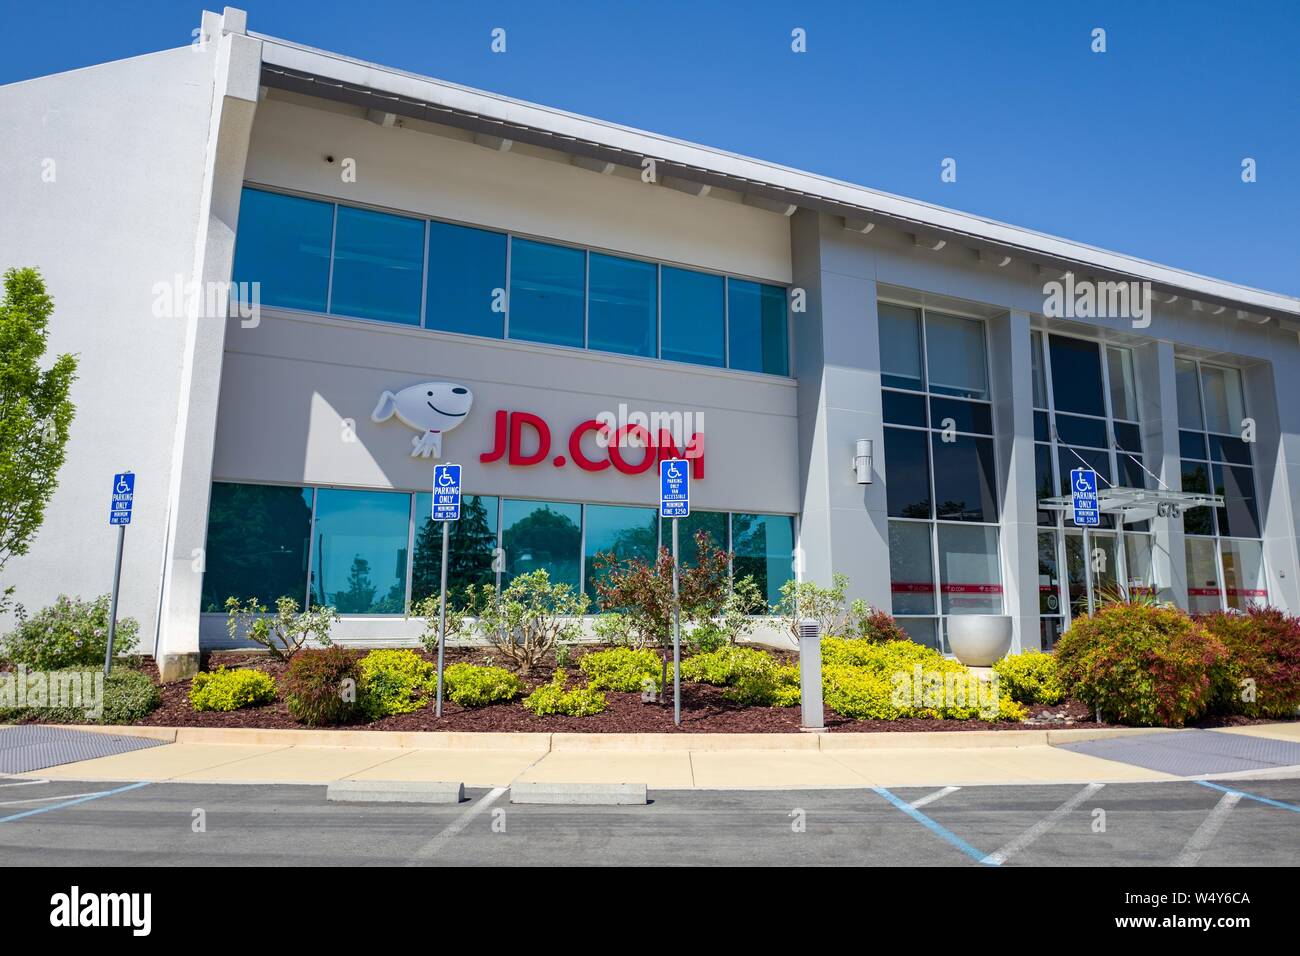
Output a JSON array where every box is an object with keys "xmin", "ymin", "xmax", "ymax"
[
  {"xmin": 584, "ymin": 504, "xmax": 658, "ymax": 597},
  {"xmin": 588, "ymin": 253, "xmax": 656, "ymax": 357},
  {"xmin": 411, "ymin": 494, "xmax": 499, "ymax": 606},
  {"xmin": 501, "ymin": 499, "xmax": 582, "ymax": 589},
  {"xmin": 329, "ymin": 206, "xmax": 424, "ymax": 325},
  {"xmin": 202, "ymin": 482, "xmax": 313, "ymax": 611},
  {"xmin": 728, "ymin": 280, "xmax": 788, "ymax": 375},
  {"xmin": 508, "ymin": 238, "xmax": 585, "ymax": 348},
  {"xmin": 732, "ymin": 513, "xmax": 794, "ymax": 605},
  {"xmin": 232, "ymin": 188, "xmax": 333, "ymax": 312},
  {"xmin": 661, "ymin": 267, "xmax": 724, "ymax": 367},
  {"xmin": 310, "ymin": 489, "xmax": 412, "ymax": 615},
  {"xmin": 426, "ymin": 221, "xmax": 506, "ymax": 338}
]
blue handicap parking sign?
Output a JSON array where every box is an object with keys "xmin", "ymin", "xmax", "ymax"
[
  {"xmin": 1070, "ymin": 468, "xmax": 1100, "ymax": 526},
  {"xmin": 432, "ymin": 463, "xmax": 462, "ymax": 521},
  {"xmin": 659, "ymin": 459, "xmax": 690, "ymax": 519},
  {"xmin": 109, "ymin": 472, "xmax": 135, "ymax": 526}
]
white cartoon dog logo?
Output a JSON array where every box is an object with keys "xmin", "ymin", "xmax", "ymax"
[{"xmin": 371, "ymin": 381, "xmax": 473, "ymax": 458}]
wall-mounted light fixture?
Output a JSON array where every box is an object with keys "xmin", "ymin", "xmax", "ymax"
[{"xmin": 853, "ymin": 438, "xmax": 873, "ymax": 485}]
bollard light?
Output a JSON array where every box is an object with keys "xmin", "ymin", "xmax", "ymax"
[{"xmin": 798, "ymin": 617, "xmax": 825, "ymax": 731}]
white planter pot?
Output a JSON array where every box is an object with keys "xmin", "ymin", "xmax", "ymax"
[{"xmin": 946, "ymin": 615, "xmax": 1012, "ymax": 666}]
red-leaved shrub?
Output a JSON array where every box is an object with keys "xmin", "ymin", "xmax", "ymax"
[
  {"xmin": 1054, "ymin": 603, "xmax": 1228, "ymax": 727},
  {"xmin": 280, "ymin": 646, "xmax": 363, "ymax": 726},
  {"xmin": 1201, "ymin": 607, "xmax": 1300, "ymax": 719}
]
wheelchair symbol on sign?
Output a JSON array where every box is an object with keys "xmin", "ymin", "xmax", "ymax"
[
  {"xmin": 666, "ymin": 462, "xmax": 683, "ymax": 480},
  {"xmin": 437, "ymin": 469, "xmax": 456, "ymax": 487},
  {"xmin": 116, "ymin": 477, "xmax": 131, "ymax": 494},
  {"xmin": 1075, "ymin": 475, "xmax": 1092, "ymax": 493}
]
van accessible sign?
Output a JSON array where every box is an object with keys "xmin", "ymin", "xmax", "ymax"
[
  {"xmin": 659, "ymin": 459, "xmax": 690, "ymax": 519},
  {"xmin": 1070, "ymin": 468, "xmax": 1100, "ymax": 526}
]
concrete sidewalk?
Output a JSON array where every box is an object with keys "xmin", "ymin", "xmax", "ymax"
[{"xmin": 10, "ymin": 723, "xmax": 1296, "ymax": 790}]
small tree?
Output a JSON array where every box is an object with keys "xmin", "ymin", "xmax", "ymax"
[
  {"xmin": 224, "ymin": 596, "xmax": 339, "ymax": 661},
  {"xmin": 0, "ymin": 268, "xmax": 77, "ymax": 613},
  {"xmin": 593, "ymin": 530, "xmax": 733, "ymax": 701},
  {"xmin": 410, "ymin": 592, "xmax": 468, "ymax": 656},
  {"xmin": 773, "ymin": 572, "xmax": 872, "ymax": 645},
  {"xmin": 466, "ymin": 570, "xmax": 588, "ymax": 676}
]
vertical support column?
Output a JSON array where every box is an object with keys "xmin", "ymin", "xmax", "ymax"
[
  {"xmin": 1135, "ymin": 340, "xmax": 1188, "ymax": 608},
  {"xmin": 990, "ymin": 311, "xmax": 1039, "ymax": 652},
  {"xmin": 1247, "ymin": 352, "xmax": 1300, "ymax": 612},
  {"xmin": 789, "ymin": 211, "xmax": 890, "ymax": 610},
  {"xmin": 154, "ymin": 17, "xmax": 261, "ymax": 681}
]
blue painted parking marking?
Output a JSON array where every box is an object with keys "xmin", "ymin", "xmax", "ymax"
[
  {"xmin": 871, "ymin": 786, "xmax": 994, "ymax": 865},
  {"xmin": 1197, "ymin": 780, "xmax": 1300, "ymax": 813},
  {"xmin": 0, "ymin": 781, "xmax": 151, "ymax": 823}
]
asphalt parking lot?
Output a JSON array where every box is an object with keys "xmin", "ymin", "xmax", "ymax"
[{"xmin": 2, "ymin": 775, "xmax": 1296, "ymax": 867}]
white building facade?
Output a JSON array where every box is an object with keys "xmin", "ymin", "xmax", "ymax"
[{"xmin": 3, "ymin": 8, "xmax": 1299, "ymax": 680}]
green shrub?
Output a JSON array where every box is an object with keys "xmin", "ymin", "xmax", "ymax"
[
  {"xmin": 822, "ymin": 638, "xmax": 1026, "ymax": 722},
  {"xmin": 679, "ymin": 645, "xmax": 775, "ymax": 686},
  {"xmin": 443, "ymin": 663, "xmax": 523, "ymax": 708},
  {"xmin": 822, "ymin": 636, "xmax": 944, "ymax": 674},
  {"xmin": 727, "ymin": 662, "xmax": 801, "ymax": 707},
  {"xmin": 578, "ymin": 647, "xmax": 662, "ymax": 692},
  {"xmin": 992, "ymin": 651, "xmax": 1065, "ymax": 706},
  {"xmin": 1055, "ymin": 603, "xmax": 1228, "ymax": 727},
  {"xmin": 358, "ymin": 649, "xmax": 435, "ymax": 718},
  {"xmin": 1201, "ymin": 607, "xmax": 1300, "ymax": 718},
  {"xmin": 1, "ymin": 594, "xmax": 139, "ymax": 670},
  {"xmin": 281, "ymin": 646, "xmax": 362, "ymax": 726},
  {"xmin": 189, "ymin": 667, "xmax": 277, "ymax": 712},
  {"xmin": 522, "ymin": 669, "xmax": 607, "ymax": 717},
  {"xmin": 224, "ymin": 596, "xmax": 337, "ymax": 662},
  {"xmin": 822, "ymin": 664, "xmax": 906, "ymax": 720},
  {"xmin": 678, "ymin": 645, "xmax": 799, "ymax": 707},
  {"xmin": 0, "ymin": 667, "xmax": 160, "ymax": 725}
]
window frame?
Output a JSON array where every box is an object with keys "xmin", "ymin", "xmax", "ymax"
[
  {"xmin": 879, "ymin": 297, "xmax": 1003, "ymax": 652},
  {"xmin": 235, "ymin": 183, "xmax": 793, "ymax": 378}
]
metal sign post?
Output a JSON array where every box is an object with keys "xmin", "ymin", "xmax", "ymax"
[
  {"xmin": 432, "ymin": 464, "xmax": 462, "ymax": 717},
  {"xmin": 659, "ymin": 459, "xmax": 690, "ymax": 727},
  {"xmin": 105, "ymin": 472, "xmax": 135, "ymax": 677}
]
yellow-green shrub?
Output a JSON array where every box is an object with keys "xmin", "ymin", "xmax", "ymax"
[
  {"xmin": 189, "ymin": 667, "xmax": 276, "ymax": 712},
  {"xmin": 522, "ymin": 669, "xmax": 607, "ymax": 717},
  {"xmin": 578, "ymin": 647, "xmax": 662, "ymax": 692},
  {"xmin": 680, "ymin": 645, "xmax": 774, "ymax": 686},
  {"xmin": 679, "ymin": 645, "xmax": 798, "ymax": 706},
  {"xmin": 358, "ymin": 649, "xmax": 435, "ymax": 718},
  {"xmin": 822, "ymin": 638, "xmax": 1027, "ymax": 722},
  {"xmin": 727, "ymin": 662, "xmax": 801, "ymax": 707},
  {"xmin": 442, "ymin": 663, "xmax": 523, "ymax": 707},
  {"xmin": 993, "ymin": 651, "xmax": 1065, "ymax": 705}
]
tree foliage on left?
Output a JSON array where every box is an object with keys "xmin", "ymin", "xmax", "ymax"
[{"xmin": 0, "ymin": 267, "xmax": 77, "ymax": 612}]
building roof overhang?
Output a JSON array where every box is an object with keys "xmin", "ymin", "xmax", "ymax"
[{"xmin": 251, "ymin": 32, "xmax": 1300, "ymax": 326}]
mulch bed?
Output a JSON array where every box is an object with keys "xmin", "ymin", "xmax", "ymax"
[{"xmin": 11, "ymin": 648, "xmax": 1293, "ymax": 734}]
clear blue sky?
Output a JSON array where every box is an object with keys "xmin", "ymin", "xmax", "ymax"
[{"xmin": 4, "ymin": 0, "xmax": 1297, "ymax": 296}]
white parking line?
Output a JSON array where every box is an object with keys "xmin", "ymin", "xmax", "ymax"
[
  {"xmin": 981, "ymin": 783, "xmax": 1105, "ymax": 866},
  {"xmin": 1175, "ymin": 790, "xmax": 1241, "ymax": 867},
  {"xmin": 405, "ymin": 787, "xmax": 507, "ymax": 865},
  {"xmin": 0, "ymin": 778, "xmax": 49, "ymax": 788},
  {"xmin": 910, "ymin": 786, "xmax": 960, "ymax": 809}
]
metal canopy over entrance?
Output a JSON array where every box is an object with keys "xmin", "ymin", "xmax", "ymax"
[{"xmin": 1039, "ymin": 487, "xmax": 1224, "ymax": 524}]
